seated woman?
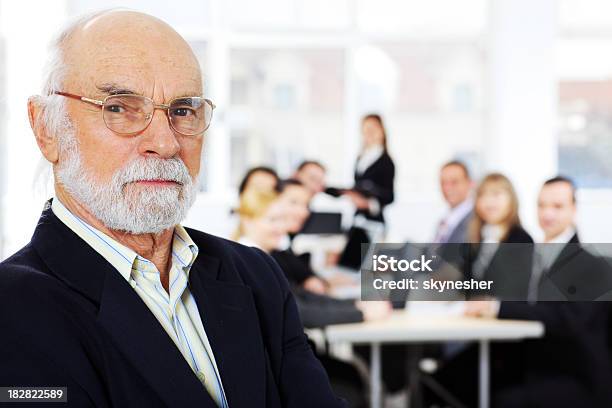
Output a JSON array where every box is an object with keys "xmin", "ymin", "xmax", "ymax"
[
  {"xmin": 238, "ymin": 166, "xmax": 279, "ymax": 198},
  {"xmin": 428, "ymin": 173, "xmax": 534, "ymax": 407},
  {"xmin": 274, "ymin": 179, "xmax": 328, "ymax": 295},
  {"xmin": 465, "ymin": 173, "xmax": 533, "ymax": 299},
  {"xmin": 233, "ymin": 189, "xmax": 390, "ymax": 328}
]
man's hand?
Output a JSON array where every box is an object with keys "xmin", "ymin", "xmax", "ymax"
[{"xmin": 464, "ymin": 300, "xmax": 500, "ymax": 319}]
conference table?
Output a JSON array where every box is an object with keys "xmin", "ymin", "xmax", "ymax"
[{"xmin": 324, "ymin": 310, "xmax": 544, "ymax": 408}]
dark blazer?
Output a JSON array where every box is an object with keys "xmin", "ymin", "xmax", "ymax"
[
  {"xmin": 270, "ymin": 248, "xmax": 316, "ymax": 286},
  {"xmin": 270, "ymin": 249, "xmax": 363, "ymax": 328},
  {"xmin": 293, "ymin": 288, "xmax": 363, "ymax": 329},
  {"xmin": 536, "ymin": 234, "xmax": 612, "ymax": 301},
  {"xmin": 495, "ymin": 234, "xmax": 612, "ymax": 407},
  {"xmin": 0, "ymin": 203, "xmax": 346, "ymax": 408},
  {"xmin": 464, "ymin": 225, "xmax": 534, "ymax": 299},
  {"xmin": 353, "ymin": 152, "xmax": 395, "ymax": 223},
  {"xmin": 496, "ymin": 302, "xmax": 612, "ymax": 407},
  {"xmin": 445, "ymin": 210, "xmax": 473, "ymax": 244}
]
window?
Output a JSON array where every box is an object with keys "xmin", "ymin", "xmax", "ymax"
[
  {"xmin": 228, "ymin": 48, "xmax": 345, "ymax": 187},
  {"xmin": 558, "ymin": 0, "xmax": 612, "ymax": 188}
]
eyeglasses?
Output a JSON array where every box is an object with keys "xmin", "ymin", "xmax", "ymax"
[{"xmin": 54, "ymin": 91, "xmax": 215, "ymax": 136}]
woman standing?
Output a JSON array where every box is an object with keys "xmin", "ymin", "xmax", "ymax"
[{"xmin": 343, "ymin": 114, "xmax": 395, "ymax": 224}]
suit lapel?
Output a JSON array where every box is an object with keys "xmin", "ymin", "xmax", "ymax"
[
  {"xmin": 188, "ymin": 254, "xmax": 267, "ymax": 408},
  {"xmin": 97, "ymin": 271, "xmax": 217, "ymax": 408},
  {"xmin": 547, "ymin": 234, "xmax": 581, "ymax": 276},
  {"xmin": 31, "ymin": 205, "xmax": 217, "ymax": 408}
]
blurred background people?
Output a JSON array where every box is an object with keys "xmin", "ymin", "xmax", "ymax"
[
  {"xmin": 274, "ymin": 179, "xmax": 328, "ymax": 295},
  {"xmin": 342, "ymin": 114, "xmax": 395, "ymax": 225},
  {"xmin": 463, "ymin": 176, "xmax": 612, "ymax": 408},
  {"xmin": 293, "ymin": 160, "xmax": 327, "ymax": 198},
  {"xmin": 466, "ymin": 173, "xmax": 533, "ymax": 299},
  {"xmin": 237, "ymin": 166, "xmax": 279, "ymax": 198},
  {"xmin": 233, "ymin": 189, "xmax": 284, "ymax": 249},
  {"xmin": 434, "ymin": 160, "xmax": 474, "ymax": 243},
  {"xmin": 233, "ymin": 188, "xmax": 391, "ymax": 407},
  {"xmin": 468, "ymin": 173, "xmax": 533, "ymax": 245}
]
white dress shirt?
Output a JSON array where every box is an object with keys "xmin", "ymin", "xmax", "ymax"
[
  {"xmin": 434, "ymin": 198, "xmax": 473, "ymax": 243},
  {"xmin": 52, "ymin": 198, "xmax": 229, "ymax": 407}
]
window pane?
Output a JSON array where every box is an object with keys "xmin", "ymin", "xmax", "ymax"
[
  {"xmin": 357, "ymin": 0, "xmax": 487, "ymax": 37},
  {"xmin": 558, "ymin": 38, "xmax": 612, "ymax": 188},
  {"xmin": 362, "ymin": 42, "xmax": 485, "ymax": 195},
  {"xmin": 228, "ymin": 48, "xmax": 345, "ymax": 186},
  {"xmin": 225, "ymin": 0, "xmax": 350, "ymax": 30}
]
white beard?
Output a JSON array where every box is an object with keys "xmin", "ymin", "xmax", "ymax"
[{"xmin": 55, "ymin": 130, "xmax": 197, "ymax": 234}]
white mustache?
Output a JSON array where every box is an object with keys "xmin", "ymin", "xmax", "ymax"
[{"xmin": 114, "ymin": 157, "xmax": 192, "ymax": 187}]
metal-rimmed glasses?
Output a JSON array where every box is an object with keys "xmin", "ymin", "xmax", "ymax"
[{"xmin": 54, "ymin": 91, "xmax": 215, "ymax": 136}]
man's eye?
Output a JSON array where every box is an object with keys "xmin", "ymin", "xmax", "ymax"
[
  {"xmin": 172, "ymin": 107, "xmax": 195, "ymax": 117},
  {"xmin": 105, "ymin": 105, "xmax": 125, "ymax": 113}
]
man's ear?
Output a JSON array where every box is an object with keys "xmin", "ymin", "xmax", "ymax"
[{"xmin": 28, "ymin": 96, "xmax": 59, "ymax": 164}]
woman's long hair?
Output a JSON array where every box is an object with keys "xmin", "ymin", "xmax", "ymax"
[
  {"xmin": 362, "ymin": 113, "xmax": 388, "ymax": 152},
  {"xmin": 468, "ymin": 173, "xmax": 521, "ymax": 243},
  {"xmin": 232, "ymin": 190, "xmax": 278, "ymax": 241}
]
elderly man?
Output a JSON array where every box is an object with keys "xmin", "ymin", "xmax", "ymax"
[{"xmin": 0, "ymin": 10, "xmax": 344, "ymax": 408}]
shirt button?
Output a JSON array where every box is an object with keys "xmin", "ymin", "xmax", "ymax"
[
  {"xmin": 130, "ymin": 280, "xmax": 137, "ymax": 289},
  {"xmin": 196, "ymin": 370, "xmax": 206, "ymax": 384}
]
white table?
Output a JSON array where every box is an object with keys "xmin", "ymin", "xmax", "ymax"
[{"xmin": 324, "ymin": 311, "xmax": 544, "ymax": 408}]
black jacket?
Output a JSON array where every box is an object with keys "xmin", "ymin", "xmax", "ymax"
[
  {"xmin": 0, "ymin": 203, "xmax": 345, "ymax": 408},
  {"xmin": 353, "ymin": 152, "xmax": 395, "ymax": 223},
  {"xmin": 270, "ymin": 248, "xmax": 315, "ymax": 286},
  {"xmin": 270, "ymin": 249, "xmax": 363, "ymax": 328},
  {"xmin": 465, "ymin": 225, "xmax": 534, "ymax": 299},
  {"xmin": 293, "ymin": 288, "xmax": 363, "ymax": 329},
  {"xmin": 495, "ymin": 234, "xmax": 612, "ymax": 407}
]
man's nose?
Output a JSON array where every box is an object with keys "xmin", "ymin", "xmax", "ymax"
[{"xmin": 137, "ymin": 109, "xmax": 180, "ymax": 158}]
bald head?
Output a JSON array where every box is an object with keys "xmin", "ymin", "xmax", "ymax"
[{"xmin": 58, "ymin": 10, "xmax": 201, "ymax": 100}]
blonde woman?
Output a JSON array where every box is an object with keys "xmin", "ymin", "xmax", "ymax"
[
  {"xmin": 233, "ymin": 190, "xmax": 285, "ymax": 251},
  {"xmin": 466, "ymin": 173, "xmax": 533, "ymax": 299}
]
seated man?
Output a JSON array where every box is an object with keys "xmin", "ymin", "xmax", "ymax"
[
  {"xmin": 293, "ymin": 160, "xmax": 326, "ymax": 198},
  {"xmin": 0, "ymin": 10, "xmax": 344, "ymax": 408}
]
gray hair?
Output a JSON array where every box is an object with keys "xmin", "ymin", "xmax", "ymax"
[
  {"xmin": 39, "ymin": 9, "xmax": 121, "ymax": 137},
  {"xmin": 34, "ymin": 10, "xmax": 122, "ymax": 194}
]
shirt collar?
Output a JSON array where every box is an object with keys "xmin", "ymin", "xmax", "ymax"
[
  {"xmin": 544, "ymin": 226, "xmax": 576, "ymax": 244},
  {"xmin": 481, "ymin": 224, "xmax": 504, "ymax": 243},
  {"xmin": 51, "ymin": 197, "xmax": 198, "ymax": 281},
  {"xmin": 172, "ymin": 224, "xmax": 199, "ymax": 274},
  {"xmin": 444, "ymin": 198, "xmax": 473, "ymax": 229}
]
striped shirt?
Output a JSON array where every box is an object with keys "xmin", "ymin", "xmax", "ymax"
[{"xmin": 52, "ymin": 198, "xmax": 228, "ymax": 407}]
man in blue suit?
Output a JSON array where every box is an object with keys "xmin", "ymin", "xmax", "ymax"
[{"xmin": 0, "ymin": 9, "xmax": 344, "ymax": 408}]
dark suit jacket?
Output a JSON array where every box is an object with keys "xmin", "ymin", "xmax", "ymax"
[
  {"xmin": 445, "ymin": 210, "xmax": 472, "ymax": 244},
  {"xmin": 353, "ymin": 152, "xmax": 395, "ymax": 223},
  {"xmin": 292, "ymin": 288, "xmax": 363, "ymax": 329},
  {"xmin": 495, "ymin": 234, "xmax": 612, "ymax": 407},
  {"xmin": 537, "ymin": 234, "xmax": 612, "ymax": 301},
  {"xmin": 270, "ymin": 248, "xmax": 316, "ymax": 286},
  {"xmin": 0, "ymin": 204, "xmax": 345, "ymax": 408},
  {"xmin": 464, "ymin": 225, "xmax": 534, "ymax": 299}
]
